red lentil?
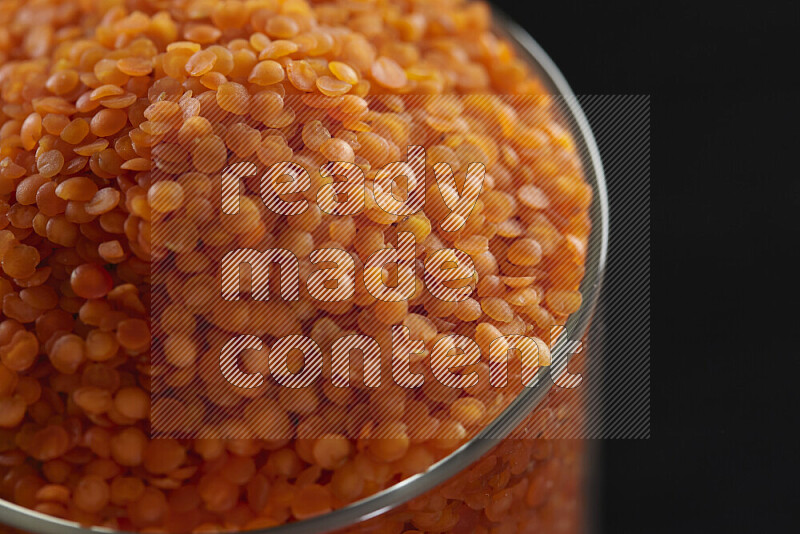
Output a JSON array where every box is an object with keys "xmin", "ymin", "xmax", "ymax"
[{"xmin": 0, "ymin": 1, "xmax": 591, "ymax": 533}]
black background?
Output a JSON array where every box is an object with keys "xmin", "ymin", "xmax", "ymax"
[{"xmin": 491, "ymin": 0, "xmax": 798, "ymax": 532}]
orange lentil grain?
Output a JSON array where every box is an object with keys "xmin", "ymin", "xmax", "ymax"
[
  {"xmin": 0, "ymin": 396, "xmax": 27, "ymax": 428},
  {"xmin": 147, "ymin": 181, "xmax": 184, "ymax": 213},
  {"xmin": 20, "ymin": 113, "xmax": 43, "ymax": 150},
  {"xmin": 113, "ymin": 387, "xmax": 150, "ymax": 420},
  {"xmin": 36, "ymin": 150, "xmax": 64, "ymax": 178},
  {"xmin": 55, "ymin": 177, "xmax": 98, "ymax": 202},
  {"xmin": 70, "ymin": 264, "xmax": 113, "ymax": 299},
  {"xmin": 185, "ymin": 49, "xmax": 218, "ymax": 77},
  {"xmin": 1, "ymin": 330, "xmax": 39, "ymax": 371},
  {"xmin": 90, "ymin": 109, "xmax": 127, "ymax": 137},
  {"xmin": 117, "ymin": 57, "xmax": 153, "ymax": 76},
  {"xmin": 0, "ymin": 2, "xmax": 592, "ymax": 532},
  {"xmin": 248, "ymin": 60, "xmax": 285, "ymax": 85},
  {"xmin": 291, "ymin": 484, "xmax": 332, "ymax": 520},
  {"xmin": 48, "ymin": 334, "xmax": 85, "ymax": 374},
  {"xmin": 371, "ymin": 56, "xmax": 407, "ymax": 89},
  {"xmin": 60, "ymin": 119, "xmax": 90, "ymax": 144},
  {"xmin": 45, "ymin": 70, "xmax": 80, "ymax": 95},
  {"xmin": 329, "ymin": 61, "xmax": 359, "ymax": 84},
  {"xmin": 506, "ymin": 238, "xmax": 543, "ymax": 267},
  {"xmin": 109, "ymin": 427, "xmax": 147, "ymax": 467},
  {"xmin": 316, "ymin": 75, "xmax": 352, "ymax": 97},
  {"xmin": 2, "ymin": 244, "xmax": 40, "ymax": 279},
  {"xmin": 143, "ymin": 439, "xmax": 185, "ymax": 475},
  {"xmin": 89, "ymin": 85, "xmax": 125, "ymax": 101},
  {"xmin": 215, "ymin": 81, "xmax": 250, "ymax": 114},
  {"xmin": 265, "ymin": 16, "xmax": 299, "ymax": 39},
  {"xmin": 116, "ymin": 318, "xmax": 149, "ymax": 351},
  {"xmin": 74, "ymin": 139, "xmax": 109, "ymax": 156},
  {"xmin": 545, "ymin": 289, "xmax": 583, "ymax": 315},
  {"xmin": 286, "ymin": 60, "xmax": 318, "ymax": 92},
  {"xmin": 320, "ymin": 137, "xmax": 355, "ymax": 162}
]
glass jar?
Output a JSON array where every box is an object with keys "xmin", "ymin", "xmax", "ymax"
[{"xmin": 0, "ymin": 5, "xmax": 608, "ymax": 534}]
